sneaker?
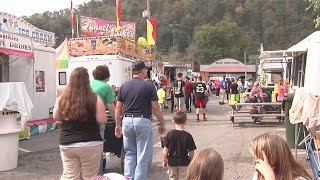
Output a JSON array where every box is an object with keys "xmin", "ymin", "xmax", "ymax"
[
  {"xmin": 114, "ymin": 153, "xmax": 121, "ymax": 158},
  {"xmin": 203, "ymin": 117, "xmax": 207, "ymax": 121},
  {"xmin": 196, "ymin": 119, "xmax": 200, "ymax": 122},
  {"xmin": 254, "ymin": 120, "xmax": 262, "ymax": 124}
]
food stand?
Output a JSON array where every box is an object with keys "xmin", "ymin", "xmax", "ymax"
[{"xmin": 0, "ymin": 12, "xmax": 56, "ymax": 140}]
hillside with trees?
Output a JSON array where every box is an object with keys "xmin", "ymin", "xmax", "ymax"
[{"xmin": 24, "ymin": 0, "xmax": 318, "ymax": 64}]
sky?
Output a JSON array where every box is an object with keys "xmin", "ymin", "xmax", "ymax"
[{"xmin": 0, "ymin": 0, "xmax": 92, "ymax": 17}]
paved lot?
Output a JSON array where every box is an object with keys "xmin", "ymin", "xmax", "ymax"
[{"xmin": 0, "ymin": 96, "xmax": 312, "ymax": 180}]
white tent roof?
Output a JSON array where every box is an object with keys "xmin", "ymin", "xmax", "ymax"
[{"xmin": 287, "ymin": 31, "xmax": 320, "ymax": 52}]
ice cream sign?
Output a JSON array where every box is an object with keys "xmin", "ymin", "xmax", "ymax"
[{"xmin": 0, "ymin": 12, "xmax": 55, "ymax": 47}]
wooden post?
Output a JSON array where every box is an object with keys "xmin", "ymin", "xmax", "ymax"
[{"xmin": 244, "ymin": 51, "xmax": 247, "ymax": 80}]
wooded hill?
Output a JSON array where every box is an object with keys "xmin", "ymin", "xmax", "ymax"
[{"xmin": 24, "ymin": 0, "xmax": 318, "ymax": 64}]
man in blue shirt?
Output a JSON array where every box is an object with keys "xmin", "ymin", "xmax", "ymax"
[{"xmin": 115, "ymin": 61, "xmax": 166, "ymax": 180}]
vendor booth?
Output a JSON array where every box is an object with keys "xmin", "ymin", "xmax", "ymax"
[
  {"xmin": 260, "ymin": 31, "xmax": 320, "ymax": 93},
  {"xmin": 0, "ymin": 12, "xmax": 56, "ymax": 140},
  {"xmin": 271, "ymin": 31, "xmax": 320, "ymax": 179},
  {"xmin": 259, "ymin": 50, "xmax": 289, "ymax": 86},
  {"xmin": 162, "ymin": 61, "xmax": 200, "ymax": 82},
  {"xmin": 286, "ymin": 31, "xmax": 320, "ymax": 94},
  {"xmin": 200, "ymin": 58, "xmax": 257, "ymax": 82},
  {"xmin": 55, "ymin": 16, "xmax": 152, "ymax": 96}
]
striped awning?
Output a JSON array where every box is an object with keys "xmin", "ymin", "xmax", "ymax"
[{"xmin": 55, "ymin": 38, "xmax": 69, "ymax": 69}]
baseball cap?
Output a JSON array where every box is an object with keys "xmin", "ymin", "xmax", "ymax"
[{"xmin": 132, "ymin": 61, "xmax": 146, "ymax": 72}]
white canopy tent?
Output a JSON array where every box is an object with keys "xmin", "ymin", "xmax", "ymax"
[{"xmin": 287, "ymin": 31, "xmax": 320, "ymax": 95}]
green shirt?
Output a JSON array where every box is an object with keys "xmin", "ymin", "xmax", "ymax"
[
  {"xmin": 90, "ymin": 80, "xmax": 115, "ymax": 130},
  {"xmin": 90, "ymin": 80, "xmax": 115, "ymax": 107}
]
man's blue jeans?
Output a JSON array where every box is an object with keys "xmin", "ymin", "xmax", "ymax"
[{"xmin": 122, "ymin": 117, "xmax": 153, "ymax": 180}]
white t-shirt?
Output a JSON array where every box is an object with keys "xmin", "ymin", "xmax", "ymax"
[{"xmin": 204, "ymin": 84, "xmax": 210, "ymax": 96}]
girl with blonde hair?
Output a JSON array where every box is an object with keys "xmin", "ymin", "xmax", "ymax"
[
  {"xmin": 186, "ymin": 148, "xmax": 224, "ymax": 180},
  {"xmin": 250, "ymin": 133, "xmax": 311, "ymax": 180}
]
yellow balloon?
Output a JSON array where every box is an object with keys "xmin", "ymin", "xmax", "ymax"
[{"xmin": 138, "ymin": 37, "xmax": 147, "ymax": 48}]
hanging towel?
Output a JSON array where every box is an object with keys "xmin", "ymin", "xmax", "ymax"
[
  {"xmin": 0, "ymin": 82, "xmax": 33, "ymax": 126},
  {"xmin": 289, "ymin": 88, "xmax": 306, "ymax": 124},
  {"xmin": 302, "ymin": 93, "xmax": 319, "ymax": 135}
]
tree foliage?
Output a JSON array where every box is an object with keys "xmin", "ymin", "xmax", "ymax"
[
  {"xmin": 193, "ymin": 21, "xmax": 251, "ymax": 64},
  {"xmin": 22, "ymin": 0, "xmax": 317, "ymax": 64},
  {"xmin": 306, "ymin": 0, "xmax": 320, "ymax": 27}
]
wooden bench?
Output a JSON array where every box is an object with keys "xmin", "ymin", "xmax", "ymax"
[
  {"xmin": 228, "ymin": 114, "xmax": 285, "ymax": 117},
  {"xmin": 233, "ymin": 102, "xmax": 282, "ymax": 106},
  {"xmin": 228, "ymin": 102, "xmax": 284, "ymax": 126}
]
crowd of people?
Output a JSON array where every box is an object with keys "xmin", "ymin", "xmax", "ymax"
[
  {"xmin": 151, "ymin": 73, "xmax": 214, "ymax": 122},
  {"xmin": 152, "ymin": 73, "xmax": 266, "ymax": 122},
  {"xmin": 52, "ymin": 61, "xmax": 311, "ymax": 180}
]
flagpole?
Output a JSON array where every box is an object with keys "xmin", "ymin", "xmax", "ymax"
[
  {"xmin": 70, "ymin": 0, "xmax": 74, "ymax": 38},
  {"xmin": 76, "ymin": 16, "xmax": 79, "ymax": 38},
  {"xmin": 116, "ymin": 0, "xmax": 121, "ymax": 32},
  {"xmin": 147, "ymin": 0, "xmax": 150, "ymax": 18}
]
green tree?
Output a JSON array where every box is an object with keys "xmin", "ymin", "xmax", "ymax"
[
  {"xmin": 306, "ymin": 0, "xmax": 320, "ymax": 27},
  {"xmin": 193, "ymin": 21, "xmax": 251, "ymax": 64}
]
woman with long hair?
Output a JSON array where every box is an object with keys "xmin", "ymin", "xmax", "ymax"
[
  {"xmin": 250, "ymin": 133, "xmax": 311, "ymax": 180},
  {"xmin": 186, "ymin": 148, "xmax": 224, "ymax": 180},
  {"xmin": 53, "ymin": 67, "xmax": 107, "ymax": 180}
]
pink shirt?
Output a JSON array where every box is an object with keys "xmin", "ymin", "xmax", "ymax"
[
  {"xmin": 214, "ymin": 81, "xmax": 220, "ymax": 89},
  {"xmin": 277, "ymin": 85, "xmax": 285, "ymax": 101},
  {"xmin": 249, "ymin": 87, "xmax": 263, "ymax": 98}
]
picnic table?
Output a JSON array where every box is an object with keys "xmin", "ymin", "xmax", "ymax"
[{"xmin": 227, "ymin": 101, "xmax": 284, "ymax": 127}]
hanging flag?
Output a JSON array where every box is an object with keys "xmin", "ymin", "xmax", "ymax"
[
  {"xmin": 70, "ymin": 0, "xmax": 74, "ymax": 37},
  {"xmin": 147, "ymin": 18, "xmax": 157, "ymax": 45},
  {"xmin": 116, "ymin": 0, "xmax": 121, "ymax": 32}
]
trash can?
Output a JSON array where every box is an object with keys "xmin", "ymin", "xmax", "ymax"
[
  {"xmin": 0, "ymin": 110, "xmax": 22, "ymax": 171},
  {"xmin": 283, "ymin": 93, "xmax": 304, "ymax": 148},
  {"xmin": 262, "ymin": 87, "xmax": 274, "ymax": 111},
  {"xmin": 261, "ymin": 87, "xmax": 273, "ymax": 102}
]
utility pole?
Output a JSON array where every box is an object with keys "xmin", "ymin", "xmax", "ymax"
[
  {"xmin": 244, "ymin": 52, "xmax": 247, "ymax": 80},
  {"xmin": 147, "ymin": 0, "xmax": 150, "ymax": 17}
]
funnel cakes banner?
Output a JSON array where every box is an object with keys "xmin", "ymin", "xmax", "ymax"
[{"xmin": 80, "ymin": 16, "xmax": 135, "ymax": 41}]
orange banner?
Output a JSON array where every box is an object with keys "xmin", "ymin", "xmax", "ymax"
[
  {"xmin": 68, "ymin": 36, "xmax": 118, "ymax": 56},
  {"xmin": 68, "ymin": 36, "xmax": 152, "ymax": 61},
  {"xmin": 118, "ymin": 38, "xmax": 152, "ymax": 61}
]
